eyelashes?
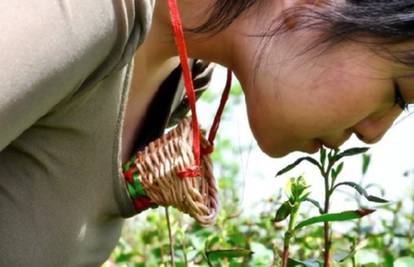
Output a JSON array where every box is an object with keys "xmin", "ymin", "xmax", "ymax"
[{"xmin": 394, "ymin": 82, "xmax": 408, "ymax": 111}]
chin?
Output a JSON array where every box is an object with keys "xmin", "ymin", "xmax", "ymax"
[
  {"xmin": 257, "ymin": 142, "xmax": 291, "ymax": 158},
  {"xmin": 267, "ymin": 150, "xmax": 291, "ymax": 158}
]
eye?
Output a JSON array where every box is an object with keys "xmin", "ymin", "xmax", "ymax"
[{"xmin": 394, "ymin": 82, "xmax": 408, "ymax": 111}]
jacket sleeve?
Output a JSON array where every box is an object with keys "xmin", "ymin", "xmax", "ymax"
[{"xmin": 0, "ymin": 0, "xmax": 120, "ymax": 151}]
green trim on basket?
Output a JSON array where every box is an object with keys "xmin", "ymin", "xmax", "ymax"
[{"xmin": 133, "ymin": 173, "xmax": 146, "ymax": 196}]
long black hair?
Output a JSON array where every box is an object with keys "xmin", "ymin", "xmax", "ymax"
[{"xmin": 191, "ymin": 0, "xmax": 414, "ymax": 67}]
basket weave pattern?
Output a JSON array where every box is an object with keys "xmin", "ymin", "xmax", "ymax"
[{"xmin": 127, "ymin": 117, "xmax": 219, "ymax": 225}]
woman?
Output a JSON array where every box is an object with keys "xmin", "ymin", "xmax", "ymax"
[{"xmin": 0, "ymin": 0, "xmax": 413, "ymax": 265}]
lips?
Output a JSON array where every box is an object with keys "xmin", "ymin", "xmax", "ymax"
[
  {"xmin": 316, "ymin": 133, "xmax": 353, "ymax": 150},
  {"xmin": 319, "ymin": 140, "xmax": 340, "ymax": 150},
  {"xmin": 318, "ymin": 129, "xmax": 354, "ymax": 150}
]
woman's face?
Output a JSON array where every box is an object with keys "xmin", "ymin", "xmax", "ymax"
[
  {"xmin": 232, "ymin": 30, "xmax": 414, "ymax": 157},
  {"xmin": 168, "ymin": 0, "xmax": 414, "ymax": 158}
]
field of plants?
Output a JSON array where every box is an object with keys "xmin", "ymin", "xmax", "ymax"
[{"xmin": 104, "ymin": 81, "xmax": 414, "ymax": 267}]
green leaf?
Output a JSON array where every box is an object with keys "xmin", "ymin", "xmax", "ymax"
[
  {"xmin": 320, "ymin": 147, "xmax": 326, "ymax": 167},
  {"xmin": 227, "ymin": 232, "xmax": 246, "ymax": 246},
  {"xmin": 335, "ymin": 162, "xmax": 344, "ymax": 177},
  {"xmin": 274, "ymin": 201, "xmax": 292, "ymax": 222},
  {"xmin": 287, "ymin": 257, "xmax": 307, "ymax": 266},
  {"xmin": 331, "ymin": 162, "xmax": 344, "ymax": 184},
  {"xmin": 206, "ymin": 249, "xmax": 253, "ymax": 262},
  {"xmin": 276, "ymin": 157, "xmax": 321, "ymax": 176},
  {"xmin": 334, "ymin": 147, "xmax": 370, "ymax": 162},
  {"xmin": 362, "ymin": 154, "xmax": 371, "ymax": 175},
  {"xmin": 333, "ymin": 182, "xmax": 389, "ymax": 203},
  {"xmin": 383, "ymin": 252, "xmax": 394, "ymax": 267},
  {"xmin": 327, "ymin": 149, "xmax": 338, "ymax": 163},
  {"xmin": 288, "ymin": 258, "xmax": 321, "ymax": 267},
  {"xmin": 115, "ymin": 252, "xmax": 134, "ymax": 263},
  {"xmin": 294, "ymin": 209, "xmax": 375, "ymax": 231},
  {"xmin": 304, "ymin": 198, "xmax": 324, "ymax": 214}
]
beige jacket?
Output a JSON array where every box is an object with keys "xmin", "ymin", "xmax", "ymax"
[{"xmin": 0, "ymin": 0, "xmax": 212, "ymax": 266}]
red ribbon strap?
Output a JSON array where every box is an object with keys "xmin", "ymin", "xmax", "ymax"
[
  {"xmin": 168, "ymin": 0, "xmax": 201, "ymax": 171},
  {"xmin": 168, "ymin": 0, "xmax": 233, "ymax": 177},
  {"xmin": 208, "ymin": 69, "xmax": 232, "ymax": 147}
]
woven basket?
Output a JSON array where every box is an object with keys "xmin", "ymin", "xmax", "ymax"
[{"xmin": 129, "ymin": 117, "xmax": 219, "ymax": 226}]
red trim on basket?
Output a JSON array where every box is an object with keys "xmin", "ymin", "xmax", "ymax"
[
  {"xmin": 124, "ymin": 168, "xmax": 135, "ymax": 183},
  {"xmin": 177, "ymin": 165, "xmax": 201, "ymax": 179},
  {"xmin": 133, "ymin": 196, "xmax": 154, "ymax": 213}
]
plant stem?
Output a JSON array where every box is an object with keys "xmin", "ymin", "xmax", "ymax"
[
  {"xmin": 323, "ymin": 221, "xmax": 331, "ymax": 267},
  {"xmin": 322, "ymin": 160, "xmax": 334, "ymax": 267},
  {"xmin": 281, "ymin": 243, "xmax": 289, "ymax": 267},
  {"xmin": 282, "ymin": 230, "xmax": 293, "ymax": 267},
  {"xmin": 323, "ymin": 183, "xmax": 332, "ymax": 267},
  {"xmin": 352, "ymin": 254, "xmax": 356, "ymax": 267},
  {"xmin": 282, "ymin": 206, "xmax": 298, "ymax": 267},
  {"xmin": 165, "ymin": 207, "xmax": 176, "ymax": 267}
]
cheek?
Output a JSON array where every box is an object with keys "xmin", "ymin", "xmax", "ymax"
[
  {"xmin": 244, "ymin": 92, "xmax": 285, "ymax": 152},
  {"xmin": 244, "ymin": 87, "xmax": 312, "ymax": 156},
  {"xmin": 244, "ymin": 93, "xmax": 271, "ymax": 142},
  {"xmin": 289, "ymin": 65, "xmax": 372, "ymax": 119}
]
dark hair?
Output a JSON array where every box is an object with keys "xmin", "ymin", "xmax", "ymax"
[
  {"xmin": 192, "ymin": 1, "xmax": 414, "ymax": 67},
  {"xmin": 189, "ymin": 0, "xmax": 260, "ymax": 34}
]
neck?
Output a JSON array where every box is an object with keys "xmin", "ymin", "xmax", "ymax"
[
  {"xmin": 142, "ymin": 1, "xmax": 237, "ymax": 69},
  {"xmin": 133, "ymin": 0, "xmax": 285, "ymax": 94}
]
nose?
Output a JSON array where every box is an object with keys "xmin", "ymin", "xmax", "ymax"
[{"xmin": 352, "ymin": 105, "xmax": 403, "ymax": 144}]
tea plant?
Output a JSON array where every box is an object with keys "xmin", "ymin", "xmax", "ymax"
[{"xmin": 275, "ymin": 147, "xmax": 389, "ymax": 266}]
